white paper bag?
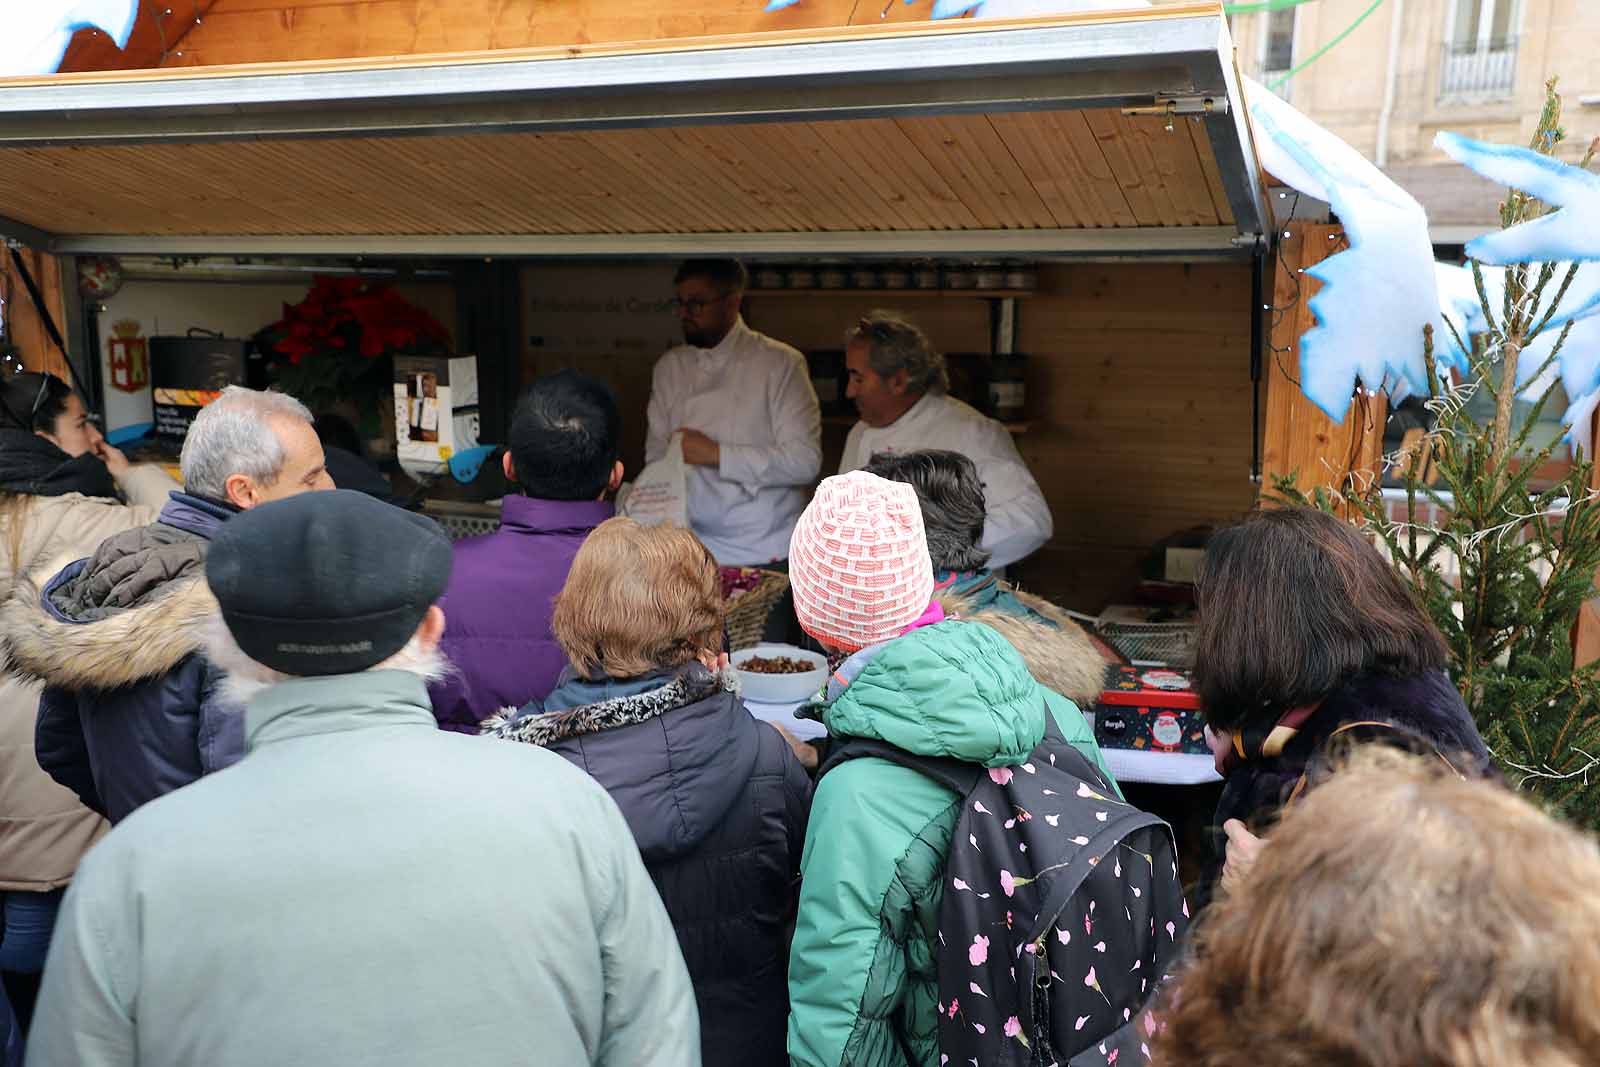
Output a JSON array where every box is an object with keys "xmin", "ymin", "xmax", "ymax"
[{"xmin": 619, "ymin": 432, "xmax": 690, "ymax": 528}]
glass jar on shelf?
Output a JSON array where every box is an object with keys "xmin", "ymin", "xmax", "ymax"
[
  {"xmin": 912, "ymin": 261, "xmax": 942, "ymax": 290},
  {"xmin": 943, "ymin": 263, "xmax": 977, "ymax": 290},
  {"xmin": 850, "ymin": 264, "xmax": 880, "ymax": 289},
  {"xmin": 817, "ymin": 262, "xmax": 849, "ymax": 290},
  {"xmin": 879, "ymin": 263, "xmax": 911, "ymax": 289},
  {"xmin": 753, "ymin": 264, "xmax": 788, "ymax": 290}
]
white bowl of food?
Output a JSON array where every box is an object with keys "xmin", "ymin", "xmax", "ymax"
[{"xmin": 732, "ymin": 644, "xmax": 828, "ymax": 705}]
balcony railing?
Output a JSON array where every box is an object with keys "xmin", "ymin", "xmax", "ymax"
[{"xmin": 1440, "ymin": 37, "xmax": 1519, "ymax": 100}]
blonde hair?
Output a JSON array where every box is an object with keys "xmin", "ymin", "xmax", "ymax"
[
  {"xmin": 1156, "ymin": 747, "xmax": 1600, "ymax": 1067},
  {"xmin": 552, "ymin": 517, "xmax": 723, "ymax": 680},
  {"xmin": 0, "ymin": 492, "xmax": 36, "ymax": 576}
]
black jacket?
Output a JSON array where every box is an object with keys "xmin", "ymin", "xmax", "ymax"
[
  {"xmin": 1199, "ymin": 669, "xmax": 1493, "ymax": 907},
  {"xmin": 485, "ymin": 664, "xmax": 813, "ymax": 1067},
  {"xmin": 4, "ymin": 493, "xmax": 241, "ymax": 823}
]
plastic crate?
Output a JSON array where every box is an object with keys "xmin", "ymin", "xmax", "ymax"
[
  {"xmin": 1093, "ymin": 621, "xmax": 1197, "ymax": 668},
  {"xmin": 421, "ymin": 500, "xmax": 502, "ymax": 541}
]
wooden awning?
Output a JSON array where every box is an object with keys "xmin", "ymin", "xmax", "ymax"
[{"xmin": 0, "ymin": 4, "xmax": 1267, "ymax": 257}]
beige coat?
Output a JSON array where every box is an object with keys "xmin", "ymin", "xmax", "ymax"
[
  {"xmin": 0, "ymin": 463, "xmax": 177, "ymax": 890},
  {"xmin": 937, "ymin": 585, "xmax": 1108, "ymax": 708}
]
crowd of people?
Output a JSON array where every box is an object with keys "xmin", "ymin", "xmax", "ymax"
[{"xmin": 0, "ymin": 257, "xmax": 1593, "ymax": 1066}]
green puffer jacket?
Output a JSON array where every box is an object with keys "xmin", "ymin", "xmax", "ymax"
[{"xmin": 786, "ymin": 620, "xmax": 1118, "ymax": 1067}]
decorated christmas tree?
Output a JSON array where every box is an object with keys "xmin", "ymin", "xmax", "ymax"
[{"xmin": 1278, "ymin": 83, "xmax": 1600, "ymax": 829}]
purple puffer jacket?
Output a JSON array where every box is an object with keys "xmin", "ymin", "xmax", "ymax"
[{"xmin": 427, "ymin": 495, "xmax": 613, "ymax": 733}]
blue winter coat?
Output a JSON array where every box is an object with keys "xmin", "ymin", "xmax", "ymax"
[{"xmin": 7, "ymin": 493, "xmax": 242, "ymax": 824}]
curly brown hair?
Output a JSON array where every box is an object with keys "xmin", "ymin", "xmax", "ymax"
[
  {"xmin": 552, "ymin": 517, "xmax": 724, "ymax": 680},
  {"xmin": 1155, "ymin": 747, "xmax": 1600, "ymax": 1067}
]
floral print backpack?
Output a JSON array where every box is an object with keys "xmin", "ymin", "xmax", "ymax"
[{"xmin": 820, "ymin": 712, "xmax": 1189, "ymax": 1066}]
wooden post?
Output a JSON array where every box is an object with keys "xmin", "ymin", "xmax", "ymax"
[
  {"xmin": 1, "ymin": 247, "xmax": 74, "ymax": 381},
  {"xmin": 1258, "ymin": 222, "xmax": 1387, "ymax": 511},
  {"xmin": 1575, "ymin": 405, "xmax": 1600, "ymax": 668}
]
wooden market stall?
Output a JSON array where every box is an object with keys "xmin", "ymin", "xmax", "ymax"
[{"xmin": 0, "ymin": 3, "xmax": 1380, "ymax": 613}]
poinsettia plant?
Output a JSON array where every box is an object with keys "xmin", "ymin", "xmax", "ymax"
[{"xmin": 257, "ymin": 275, "xmax": 451, "ymax": 434}]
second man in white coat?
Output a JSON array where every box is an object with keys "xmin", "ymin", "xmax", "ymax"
[{"xmin": 838, "ymin": 310, "xmax": 1052, "ymax": 569}]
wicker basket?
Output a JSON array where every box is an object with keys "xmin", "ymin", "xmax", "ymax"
[{"xmin": 724, "ymin": 569, "xmax": 791, "ymax": 651}]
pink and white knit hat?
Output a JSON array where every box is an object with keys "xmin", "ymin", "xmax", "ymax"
[{"xmin": 789, "ymin": 470, "xmax": 935, "ymax": 652}]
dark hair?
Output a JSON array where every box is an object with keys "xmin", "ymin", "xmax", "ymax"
[
  {"xmin": 508, "ymin": 370, "xmax": 620, "ymax": 501},
  {"xmin": 673, "ymin": 259, "xmax": 748, "ymax": 294},
  {"xmin": 844, "ymin": 311, "xmax": 950, "ymax": 395},
  {"xmin": 863, "ymin": 449, "xmax": 991, "ymax": 572},
  {"xmin": 1194, "ymin": 507, "xmax": 1450, "ymax": 732},
  {"xmin": 313, "ymin": 412, "xmax": 364, "ymax": 457},
  {"xmin": 0, "ymin": 372, "xmax": 72, "ymax": 436}
]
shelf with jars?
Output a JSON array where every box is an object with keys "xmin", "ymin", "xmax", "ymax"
[{"xmin": 745, "ymin": 260, "xmax": 1038, "ymax": 297}]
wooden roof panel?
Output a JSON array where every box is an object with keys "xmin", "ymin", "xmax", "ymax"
[{"xmin": 0, "ymin": 109, "xmax": 1238, "ymax": 239}]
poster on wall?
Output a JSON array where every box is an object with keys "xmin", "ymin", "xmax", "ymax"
[
  {"xmin": 521, "ymin": 263, "xmax": 682, "ymax": 469},
  {"xmin": 523, "ymin": 263, "xmax": 681, "ymax": 359}
]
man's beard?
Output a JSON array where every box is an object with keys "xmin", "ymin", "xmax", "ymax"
[{"xmin": 681, "ymin": 323, "xmax": 720, "ymax": 348}]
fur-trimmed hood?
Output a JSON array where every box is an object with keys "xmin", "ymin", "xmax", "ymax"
[
  {"xmin": 485, "ymin": 664, "xmax": 762, "ymax": 864},
  {"xmin": 1, "ymin": 566, "xmax": 217, "ymax": 690},
  {"xmin": 2, "ymin": 494, "xmax": 229, "ymax": 691},
  {"xmin": 937, "ymin": 583, "xmax": 1107, "ymax": 707},
  {"xmin": 483, "ymin": 665, "xmax": 738, "ymax": 745}
]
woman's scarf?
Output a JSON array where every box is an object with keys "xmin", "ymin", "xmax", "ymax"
[{"xmin": 0, "ymin": 429, "xmax": 118, "ymax": 500}]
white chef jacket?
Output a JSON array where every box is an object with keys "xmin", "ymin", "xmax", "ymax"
[
  {"xmin": 646, "ymin": 317, "xmax": 822, "ymax": 566},
  {"xmin": 840, "ymin": 392, "xmax": 1053, "ymax": 568}
]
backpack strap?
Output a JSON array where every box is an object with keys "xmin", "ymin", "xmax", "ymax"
[
  {"xmin": 817, "ymin": 736, "xmax": 983, "ymax": 797},
  {"xmin": 817, "ymin": 700, "xmax": 1109, "ymax": 798}
]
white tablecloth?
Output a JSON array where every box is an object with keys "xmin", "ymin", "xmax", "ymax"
[
  {"xmin": 745, "ymin": 698, "xmax": 1221, "ymax": 784},
  {"xmin": 1101, "ymin": 748, "xmax": 1221, "ymax": 787},
  {"xmin": 744, "ymin": 698, "xmax": 827, "ymax": 741}
]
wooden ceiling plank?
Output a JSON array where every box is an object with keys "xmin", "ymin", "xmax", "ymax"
[
  {"xmin": 1079, "ymin": 109, "xmax": 1167, "ymax": 227},
  {"xmin": 420, "ymin": 133, "xmax": 618, "ymax": 235},
  {"xmin": 822, "ymin": 119, "xmax": 983, "ymax": 231},
  {"xmin": 1051, "ymin": 112, "xmax": 1140, "ymax": 228},
  {"xmin": 527, "ymin": 131, "xmax": 695, "ymax": 234},
  {"xmin": 1125, "ymin": 112, "xmax": 1218, "ymax": 227},
  {"xmin": 606, "ymin": 128, "xmax": 768, "ymax": 233},
  {"xmin": 575, "ymin": 130, "xmax": 763, "ymax": 235},
  {"xmin": 964, "ymin": 115, "xmax": 1067, "ymax": 229},
  {"xmin": 811, "ymin": 120, "xmax": 945, "ymax": 232},
  {"xmin": 921, "ymin": 114, "xmax": 1057, "ymax": 229},
  {"xmin": 69, "ymin": 143, "xmax": 301, "ymax": 234},
  {"xmin": 343, "ymin": 137, "xmax": 524, "ymax": 234},
  {"xmin": 660, "ymin": 125, "xmax": 827, "ymax": 233},
  {"xmin": 646, "ymin": 127, "xmax": 788, "ymax": 233},
  {"xmin": 1091, "ymin": 110, "xmax": 1182, "ymax": 227},
  {"xmin": 748, "ymin": 121, "xmax": 908, "ymax": 233},
  {"xmin": 893, "ymin": 117, "xmax": 1016, "ymax": 231},
  {"xmin": 1185, "ymin": 116, "xmax": 1238, "ymax": 227},
  {"xmin": 253, "ymin": 137, "xmax": 464, "ymax": 234},
  {"xmin": 985, "ymin": 112, "xmax": 1093, "ymax": 229}
]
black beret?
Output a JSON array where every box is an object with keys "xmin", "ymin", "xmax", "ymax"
[{"xmin": 206, "ymin": 489, "xmax": 452, "ymax": 677}]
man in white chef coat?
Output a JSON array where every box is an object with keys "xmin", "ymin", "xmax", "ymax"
[
  {"xmin": 838, "ymin": 311, "xmax": 1052, "ymax": 569},
  {"xmin": 645, "ymin": 259, "xmax": 822, "ymax": 565}
]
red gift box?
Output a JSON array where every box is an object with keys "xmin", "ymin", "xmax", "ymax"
[{"xmin": 1093, "ymin": 666, "xmax": 1208, "ymax": 755}]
